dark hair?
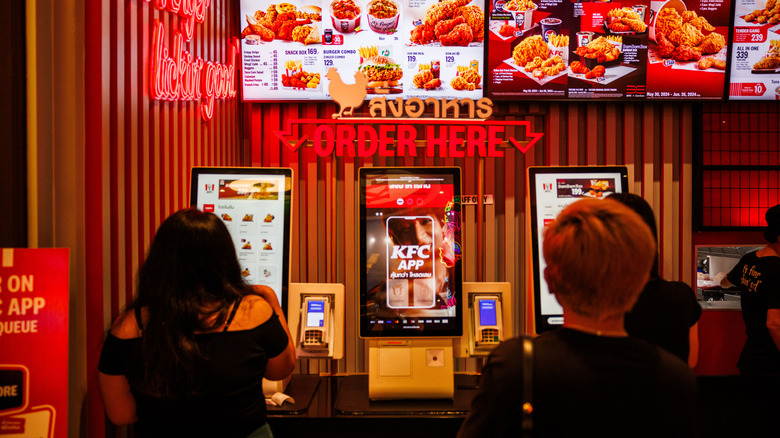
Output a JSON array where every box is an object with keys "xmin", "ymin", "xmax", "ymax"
[
  {"xmin": 606, "ymin": 192, "xmax": 660, "ymax": 279},
  {"xmin": 764, "ymin": 204, "xmax": 780, "ymax": 243},
  {"xmin": 131, "ymin": 207, "xmax": 253, "ymax": 397}
]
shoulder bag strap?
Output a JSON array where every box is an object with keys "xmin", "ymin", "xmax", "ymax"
[{"xmin": 521, "ymin": 336, "xmax": 534, "ymax": 436}]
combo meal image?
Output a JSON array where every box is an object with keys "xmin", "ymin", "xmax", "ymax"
[
  {"xmin": 650, "ymin": 5, "xmax": 727, "ymax": 68},
  {"xmin": 358, "ymin": 46, "xmax": 403, "ymax": 92},
  {"xmin": 409, "ymin": 0, "xmax": 484, "ymax": 46},
  {"xmin": 241, "ymin": 3, "xmax": 322, "ymax": 44}
]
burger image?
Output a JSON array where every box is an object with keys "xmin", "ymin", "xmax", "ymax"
[{"xmin": 359, "ymin": 55, "xmax": 403, "ymax": 88}]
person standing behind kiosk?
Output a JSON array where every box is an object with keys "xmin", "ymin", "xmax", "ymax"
[
  {"xmin": 98, "ymin": 208, "xmax": 296, "ymax": 437},
  {"xmin": 458, "ymin": 199, "xmax": 696, "ymax": 438},
  {"xmin": 607, "ymin": 192, "xmax": 702, "ymax": 366}
]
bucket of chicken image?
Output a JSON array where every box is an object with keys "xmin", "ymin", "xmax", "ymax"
[
  {"xmin": 504, "ymin": 0, "xmax": 537, "ymax": 31},
  {"xmin": 330, "ymin": 0, "xmax": 362, "ymax": 33},
  {"xmin": 367, "ymin": 0, "xmax": 400, "ymax": 33},
  {"xmin": 648, "ymin": 0, "xmax": 686, "ymax": 43}
]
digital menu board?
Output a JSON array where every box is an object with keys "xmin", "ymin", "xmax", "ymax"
[
  {"xmin": 358, "ymin": 167, "xmax": 463, "ymax": 338},
  {"xmin": 239, "ymin": 0, "xmax": 485, "ymax": 101},
  {"xmin": 190, "ymin": 167, "xmax": 293, "ymax": 313},
  {"xmin": 728, "ymin": 0, "xmax": 780, "ymax": 99},
  {"xmin": 486, "ymin": 0, "xmax": 731, "ymax": 100},
  {"xmin": 528, "ymin": 166, "xmax": 628, "ymax": 333}
]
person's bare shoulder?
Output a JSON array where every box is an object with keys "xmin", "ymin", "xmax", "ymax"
[
  {"xmin": 230, "ymin": 294, "xmax": 274, "ymax": 331},
  {"xmin": 110, "ymin": 308, "xmax": 143, "ymax": 339}
]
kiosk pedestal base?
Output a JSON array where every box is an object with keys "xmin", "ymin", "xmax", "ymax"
[{"xmin": 368, "ymin": 338, "xmax": 454, "ymax": 400}]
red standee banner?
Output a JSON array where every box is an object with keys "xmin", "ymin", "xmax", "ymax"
[{"xmin": 0, "ymin": 248, "xmax": 69, "ymax": 438}]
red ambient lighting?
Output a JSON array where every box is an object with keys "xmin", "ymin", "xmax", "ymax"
[
  {"xmin": 149, "ymin": 20, "xmax": 239, "ymax": 121},
  {"xmin": 144, "ymin": 0, "xmax": 211, "ymax": 41}
]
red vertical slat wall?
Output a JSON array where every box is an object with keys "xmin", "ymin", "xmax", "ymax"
[
  {"xmin": 84, "ymin": 0, "xmax": 244, "ymax": 434},
  {"xmin": 246, "ymin": 101, "xmax": 694, "ymax": 374}
]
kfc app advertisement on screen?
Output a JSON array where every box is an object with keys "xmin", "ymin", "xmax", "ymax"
[
  {"xmin": 362, "ymin": 173, "xmax": 461, "ymax": 335},
  {"xmin": 195, "ymin": 174, "xmax": 287, "ymax": 306},
  {"xmin": 486, "ymin": 0, "xmax": 730, "ymax": 100}
]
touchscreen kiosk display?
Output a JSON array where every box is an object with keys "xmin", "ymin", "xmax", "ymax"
[
  {"xmin": 359, "ymin": 167, "xmax": 463, "ymax": 338},
  {"xmin": 190, "ymin": 167, "xmax": 292, "ymax": 311},
  {"xmin": 528, "ymin": 166, "xmax": 628, "ymax": 333}
]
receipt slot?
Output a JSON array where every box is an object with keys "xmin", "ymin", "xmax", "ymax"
[{"xmin": 455, "ymin": 282, "xmax": 513, "ymax": 358}]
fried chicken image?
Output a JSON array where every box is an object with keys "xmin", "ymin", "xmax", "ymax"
[
  {"xmin": 656, "ymin": 32, "xmax": 676, "ymax": 58},
  {"xmin": 246, "ymin": 14, "xmax": 276, "ymax": 41},
  {"xmin": 410, "ymin": 24, "xmax": 435, "ymax": 45},
  {"xmin": 745, "ymin": 9, "xmax": 763, "ymax": 22},
  {"xmin": 423, "ymin": 78, "xmax": 442, "ymax": 90},
  {"xmin": 460, "ymin": 67, "xmax": 481, "ymax": 84},
  {"xmin": 607, "ymin": 8, "xmax": 647, "ymax": 33},
  {"xmin": 684, "ymin": 14, "xmax": 716, "ymax": 32},
  {"xmin": 512, "ymin": 35, "xmax": 549, "ymax": 67},
  {"xmin": 541, "ymin": 56, "xmax": 566, "ymax": 76},
  {"xmin": 524, "ymin": 56, "xmax": 544, "ymax": 72},
  {"xmin": 576, "ymin": 37, "xmax": 620, "ymax": 63},
  {"xmin": 655, "ymin": 8, "xmax": 683, "ymax": 37},
  {"xmin": 439, "ymin": 23, "xmax": 473, "ymax": 46},
  {"xmin": 424, "ymin": 0, "xmax": 470, "ymax": 26},
  {"xmin": 451, "ymin": 75, "xmax": 472, "ymax": 90},
  {"xmin": 569, "ymin": 61, "xmax": 590, "ymax": 74},
  {"xmin": 697, "ymin": 33, "xmax": 726, "ymax": 55},
  {"xmin": 435, "ymin": 16, "xmax": 466, "ymax": 38},
  {"xmin": 499, "ymin": 24, "xmax": 516, "ymax": 37},
  {"xmin": 754, "ymin": 55, "xmax": 780, "ymax": 70},
  {"xmin": 668, "ymin": 23, "xmax": 704, "ymax": 47},
  {"xmin": 413, "ymin": 69, "xmax": 434, "ymax": 88},
  {"xmin": 585, "ymin": 65, "xmax": 605, "ymax": 79},
  {"xmin": 672, "ymin": 44, "xmax": 702, "ymax": 62},
  {"xmin": 698, "ymin": 57, "xmax": 726, "ymax": 70},
  {"xmin": 458, "ymin": 5, "xmax": 485, "ymax": 41}
]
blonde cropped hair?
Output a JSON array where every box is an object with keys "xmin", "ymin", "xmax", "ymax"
[{"xmin": 542, "ymin": 198, "xmax": 656, "ymax": 318}]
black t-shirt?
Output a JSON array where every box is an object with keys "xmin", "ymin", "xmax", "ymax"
[
  {"xmin": 726, "ymin": 251, "xmax": 780, "ymax": 375},
  {"xmin": 624, "ymin": 278, "xmax": 702, "ymax": 362},
  {"xmin": 458, "ymin": 328, "xmax": 697, "ymax": 438},
  {"xmin": 98, "ymin": 313, "xmax": 289, "ymax": 437}
]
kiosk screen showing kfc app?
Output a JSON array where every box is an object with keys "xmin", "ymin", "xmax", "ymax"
[{"xmin": 359, "ymin": 167, "xmax": 463, "ymax": 338}]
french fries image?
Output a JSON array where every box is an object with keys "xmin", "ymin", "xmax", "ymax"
[
  {"xmin": 285, "ymin": 59, "xmax": 303, "ymax": 71},
  {"xmin": 548, "ymin": 34, "xmax": 569, "ymax": 48},
  {"xmin": 358, "ymin": 46, "xmax": 379, "ymax": 59},
  {"xmin": 606, "ymin": 35, "xmax": 623, "ymax": 43}
]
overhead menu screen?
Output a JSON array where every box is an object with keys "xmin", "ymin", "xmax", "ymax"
[
  {"xmin": 359, "ymin": 167, "xmax": 463, "ymax": 338},
  {"xmin": 728, "ymin": 0, "xmax": 780, "ymax": 99},
  {"xmin": 486, "ymin": 0, "xmax": 731, "ymax": 100},
  {"xmin": 239, "ymin": 0, "xmax": 485, "ymax": 101},
  {"xmin": 528, "ymin": 166, "xmax": 628, "ymax": 333},
  {"xmin": 190, "ymin": 167, "xmax": 293, "ymax": 313}
]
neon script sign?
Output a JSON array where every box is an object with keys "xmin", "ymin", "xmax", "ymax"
[{"xmin": 145, "ymin": 0, "xmax": 238, "ymax": 121}]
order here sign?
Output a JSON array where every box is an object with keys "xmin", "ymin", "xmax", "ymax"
[{"xmin": 0, "ymin": 248, "xmax": 69, "ymax": 438}]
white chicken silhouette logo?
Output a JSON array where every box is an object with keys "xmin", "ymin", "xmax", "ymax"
[{"xmin": 326, "ymin": 67, "xmax": 368, "ymax": 119}]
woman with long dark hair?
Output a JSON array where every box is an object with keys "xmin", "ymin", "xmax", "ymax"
[{"xmin": 98, "ymin": 208, "xmax": 295, "ymax": 437}]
